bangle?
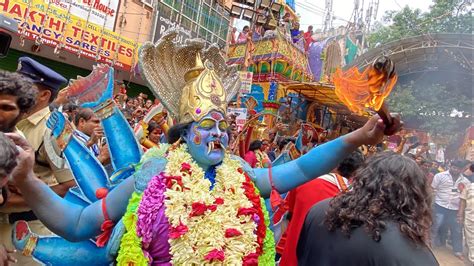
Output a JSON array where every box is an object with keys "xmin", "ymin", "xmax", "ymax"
[
  {"xmin": 94, "ymin": 100, "xmax": 115, "ymax": 120},
  {"xmin": 56, "ymin": 122, "xmax": 73, "ymax": 151},
  {"xmin": 22, "ymin": 234, "xmax": 38, "ymax": 257}
]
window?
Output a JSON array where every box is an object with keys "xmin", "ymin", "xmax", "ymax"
[
  {"xmin": 220, "ymin": 19, "xmax": 229, "ymax": 40},
  {"xmin": 172, "ymin": 0, "xmax": 181, "ymax": 11},
  {"xmin": 182, "ymin": 0, "xmax": 198, "ymax": 20},
  {"xmin": 158, "ymin": 3, "xmax": 172, "ymax": 19},
  {"xmin": 141, "ymin": 0, "xmax": 153, "ymax": 7},
  {"xmin": 200, "ymin": 4, "xmax": 210, "ymax": 27},
  {"xmin": 199, "ymin": 27, "xmax": 209, "ymax": 40},
  {"xmin": 181, "ymin": 17, "xmax": 193, "ymax": 32}
]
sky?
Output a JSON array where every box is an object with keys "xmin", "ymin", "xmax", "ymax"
[
  {"xmin": 297, "ymin": 0, "xmax": 434, "ymax": 30},
  {"xmin": 234, "ymin": 0, "xmax": 434, "ymax": 31}
]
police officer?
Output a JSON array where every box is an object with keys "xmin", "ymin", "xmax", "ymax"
[{"xmin": 0, "ymin": 57, "xmax": 76, "ymax": 265}]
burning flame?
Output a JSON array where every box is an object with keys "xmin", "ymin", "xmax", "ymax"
[
  {"xmin": 333, "ymin": 63, "xmax": 397, "ymax": 115},
  {"xmin": 67, "ymin": 64, "xmax": 111, "ymax": 105}
]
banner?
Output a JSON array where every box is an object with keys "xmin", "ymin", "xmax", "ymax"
[
  {"xmin": 227, "ymin": 107, "xmax": 247, "ymax": 131},
  {"xmin": 153, "ymin": 8, "xmax": 195, "ymax": 43},
  {"xmin": 56, "ymin": 0, "xmax": 120, "ymax": 31},
  {"xmin": 0, "ymin": 0, "xmax": 139, "ymax": 71},
  {"xmin": 239, "ymin": 71, "xmax": 253, "ymax": 94}
]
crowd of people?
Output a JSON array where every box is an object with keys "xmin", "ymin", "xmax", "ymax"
[
  {"xmin": 231, "ymin": 12, "xmax": 315, "ymax": 52},
  {"xmin": 0, "ymin": 54, "xmax": 472, "ymax": 266}
]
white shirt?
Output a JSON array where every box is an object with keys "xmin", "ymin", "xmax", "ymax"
[
  {"xmin": 73, "ymin": 130, "xmax": 100, "ymax": 157},
  {"xmin": 432, "ymin": 170, "xmax": 470, "ymax": 210}
]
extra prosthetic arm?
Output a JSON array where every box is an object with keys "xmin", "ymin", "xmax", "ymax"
[
  {"xmin": 14, "ymin": 173, "xmax": 135, "ymax": 242},
  {"xmin": 254, "ymin": 136, "xmax": 354, "ymax": 197},
  {"xmin": 13, "ymin": 221, "xmax": 110, "ymax": 266},
  {"xmin": 12, "ymin": 110, "xmax": 136, "ymax": 241},
  {"xmin": 94, "ymin": 101, "xmax": 142, "ymax": 181}
]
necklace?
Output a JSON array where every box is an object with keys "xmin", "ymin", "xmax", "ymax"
[{"xmin": 116, "ymin": 145, "xmax": 275, "ymax": 265}]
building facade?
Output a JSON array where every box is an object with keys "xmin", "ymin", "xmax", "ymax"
[
  {"xmin": 115, "ymin": 0, "xmax": 155, "ymax": 44},
  {"xmin": 154, "ymin": 0, "xmax": 231, "ymax": 48}
]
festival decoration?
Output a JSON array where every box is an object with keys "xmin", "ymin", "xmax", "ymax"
[
  {"xmin": 67, "ymin": 64, "xmax": 113, "ymax": 108},
  {"xmin": 139, "ymin": 31, "xmax": 240, "ymax": 123},
  {"xmin": 228, "ymin": 34, "xmax": 312, "ymax": 82}
]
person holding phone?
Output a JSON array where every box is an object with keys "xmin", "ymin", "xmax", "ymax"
[{"xmin": 73, "ymin": 108, "xmax": 109, "ymax": 165}]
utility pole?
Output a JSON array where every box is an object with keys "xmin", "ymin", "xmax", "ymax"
[{"xmin": 322, "ymin": 0, "xmax": 333, "ymax": 34}]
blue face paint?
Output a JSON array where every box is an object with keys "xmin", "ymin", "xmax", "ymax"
[{"xmin": 184, "ymin": 111, "xmax": 229, "ymax": 170}]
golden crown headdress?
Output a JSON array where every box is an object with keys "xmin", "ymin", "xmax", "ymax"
[{"xmin": 138, "ymin": 29, "xmax": 241, "ymax": 124}]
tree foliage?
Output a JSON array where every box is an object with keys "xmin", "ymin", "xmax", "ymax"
[
  {"xmin": 386, "ymin": 83, "xmax": 472, "ymax": 140},
  {"xmin": 368, "ymin": 0, "xmax": 472, "ymax": 47},
  {"xmin": 368, "ymin": 0, "xmax": 473, "ymax": 141}
]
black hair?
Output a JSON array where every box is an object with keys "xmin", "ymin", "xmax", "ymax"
[
  {"xmin": 0, "ymin": 132, "xmax": 19, "ymax": 178},
  {"xmin": 326, "ymin": 152, "xmax": 432, "ymax": 245},
  {"xmin": 0, "ymin": 70, "xmax": 37, "ymax": 113},
  {"xmin": 74, "ymin": 108, "xmax": 94, "ymax": 127},
  {"xmin": 451, "ymin": 160, "xmax": 467, "ymax": 169},
  {"xmin": 337, "ymin": 151, "xmax": 365, "ymax": 177},
  {"xmin": 278, "ymin": 138, "xmax": 292, "ymax": 151},
  {"xmin": 249, "ymin": 140, "xmax": 263, "ymax": 151},
  {"xmin": 64, "ymin": 103, "xmax": 79, "ymax": 112},
  {"xmin": 148, "ymin": 121, "xmax": 160, "ymax": 134},
  {"xmin": 168, "ymin": 122, "xmax": 192, "ymax": 144}
]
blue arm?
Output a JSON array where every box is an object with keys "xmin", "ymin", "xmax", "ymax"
[
  {"xmin": 254, "ymin": 136, "xmax": 355, "ymax": 197},
  {"xmin": 16, "ymin": 175, "xmax": 135, "ymax": 242},
  {"xmin": 100, "ymin": 105, "xmax": 142, "ymax": 176},
  {"xmin": 13, "ymin": 233, "xmax": 110, "ymax": 266},
  {"xmin": 64, "ymin": 137, "xmax": 109, "ymax": 203}
]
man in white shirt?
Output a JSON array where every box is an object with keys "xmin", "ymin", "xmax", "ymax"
[
  {"xmin": 73, "ymin": 108, "xmax": 109, "ymax": 165},
  {"xmin": 431, "ymin": 160, "xmax": 470, "ymax": 259}
]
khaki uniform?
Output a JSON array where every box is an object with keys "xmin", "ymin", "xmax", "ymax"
[
  {"xmin": 0, "ymin": 107, "xmax": 74, "ymax": 265},
  {"xmin": 461, "ymin": 182, "xmax": 474, "ymax": 263}
]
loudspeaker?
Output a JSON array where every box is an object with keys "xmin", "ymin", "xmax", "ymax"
[{"xmin": 0, "ymin": 31, "xmax": 12, "ymax": 58}]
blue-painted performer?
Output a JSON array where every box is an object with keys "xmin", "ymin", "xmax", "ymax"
[{"xmin": 7, "ymin": 30, "xmax": 401, "ymax": 265}]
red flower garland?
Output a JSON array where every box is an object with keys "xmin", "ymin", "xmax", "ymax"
[
  {"xmin": 225, "ymin": 228, "xmax": 243, "ymax": 238},
  {"xmin": 239, "ymin": 168, "xmax": 266, "ymax": 255},
  {"xmin": 169, "ymin": 222, "xmax": 189, "ymax": 239},
  {"xmin": 204, "ymin": 249, "xmax": 225, "ymax": 262}
]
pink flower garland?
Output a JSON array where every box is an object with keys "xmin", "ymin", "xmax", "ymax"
[{"xmin": 136, "ymin": 173, "xmax": 167, "ymax": 249}]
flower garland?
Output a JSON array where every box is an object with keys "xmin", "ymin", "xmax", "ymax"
[{"xmin": 117, "ymin": 144, "xmax": 275, "ymax": 265}]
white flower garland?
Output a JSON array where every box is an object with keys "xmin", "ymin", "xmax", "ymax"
[{"xmin": 164, "ymin": 144, "xmax": 259, "ymax": 264}]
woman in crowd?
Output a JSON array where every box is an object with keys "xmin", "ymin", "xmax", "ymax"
[
  {"xmin": 244, "ymin": 140, "xmax": 270, "ymax": 168},
  {"xmin": 297, "ymin": 151, "xmax": 438, "ymax": 266},
  {"xmin": 146, "ymin": 121, "xmax": 164, "ymax": 146}
]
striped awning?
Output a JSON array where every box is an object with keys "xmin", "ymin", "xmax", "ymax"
[{"xmin": 282, "ymin": 82, "xmax": 371, "ymax": 118}]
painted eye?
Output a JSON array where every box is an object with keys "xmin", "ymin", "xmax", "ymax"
[
  {"xmin": 218, "ymin": 121, "xmax": 229, "ymax": 131},
  {"xmin": 199, "ymin": 119, "xmax": 216, "ymax": 129}
]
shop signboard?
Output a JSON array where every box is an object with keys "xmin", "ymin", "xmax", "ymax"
[
  {"xmin": 1, "ymin": 0, "xmax": 138, "ymax": 71},
  {"xmin": 227, "ymin": 107, "xmax": 247, "ymax": 131}
]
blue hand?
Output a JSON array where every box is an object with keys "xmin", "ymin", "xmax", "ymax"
[
  {"xmin": 46, "ymin": 110, "xmax": 67, "ymax": 138},
  {"xmin": 81, "ymin": 67, "xmax": 114, "ymax": 109}
]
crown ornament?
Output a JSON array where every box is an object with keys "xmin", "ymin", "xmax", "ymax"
[{"xmin": 138, "ymin": 29, "xmax": 241, "ymax": 124}]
